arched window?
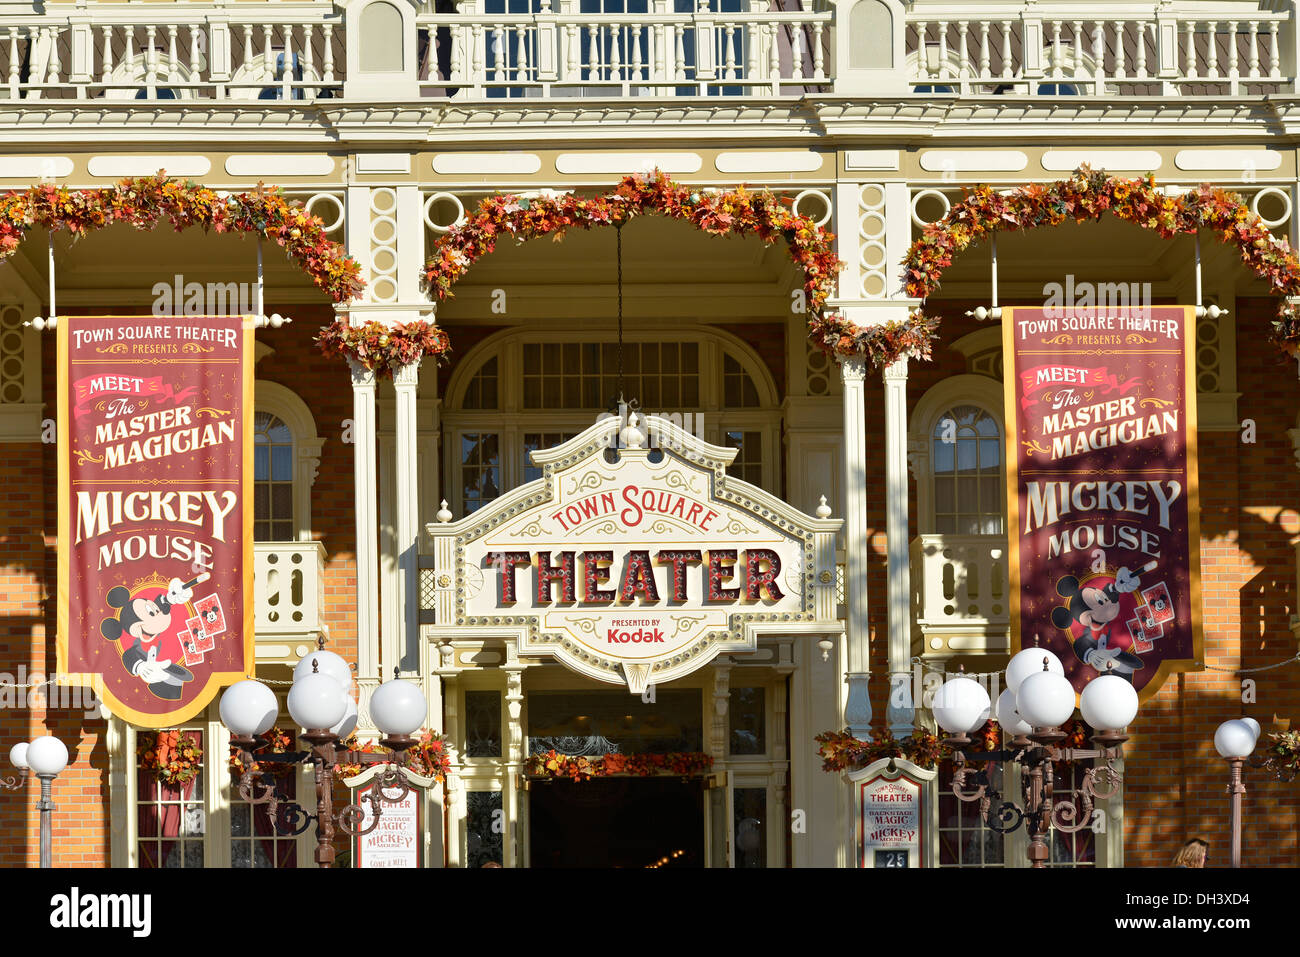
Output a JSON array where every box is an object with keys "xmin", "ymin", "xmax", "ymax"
[
  {"xmin": 254, "ymin": 411, "xmax": 295, "ymax": 542},
  {"xmin": 253, "ymin": 381, "xmax": 325, "ymax": 542},
  {"xmin": 908, "ymin": 374, "xmax": 1006, "ymax": 537},
  {"xmin": 442, "ymin": 328, "xmax": 781, "ymax": 514},
  {"xmin": 930, "ymin": 404, "xmax": 1004, "ymax": 535}
]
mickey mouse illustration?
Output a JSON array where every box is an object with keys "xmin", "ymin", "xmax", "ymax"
[
  {"xmin": 100, "ymin": 573, "xmax": 209, "ymax": 700},
  {"xmin": 1050, "ymin": 562, "xmax": 1155, "ymax": 679}
]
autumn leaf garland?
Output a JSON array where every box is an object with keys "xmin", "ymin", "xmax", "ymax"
[{"xmin": 904, "ymin": 165, "xmax": 1300, "ymax": 355}]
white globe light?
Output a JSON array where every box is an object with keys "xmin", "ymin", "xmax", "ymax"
[
  {"xmin": 293, "ymin": 649, "xmax": 353, "ymax": 692},
  {"xmin": 1005, "ymin": 648, "xmax": 1065, "ymax": 695},
  {"xmin": 1017, "ymin": 670, "xmax": 1076, "ymax": 729},
  {"xmin": 1214, "ymin": 719, "xmax": 1258, "ymax": 759},
  {"xmin": 9, "ymin": 742, "xmax": 29, "ymax": 769},
  {"xmin": 288, "ymin": 672, "xmax": 347, "ymax": 730},
  {"xmin": 931, "ymin": 677, "xmax": 991, "ymax": 734},
  {"xmin": 995, "ymin": 688, "xmax": 1032, "ymax": 736},
  {"xmin": 219, "ymin": 680, "xmax": 279, "ymax": 737},
  {"xmin": 1079, "ymin": 674, "xmax": 1139, "ymax": 731},
  {"xmin": 26, "ymin": 736, "xmax": 68, "ymax": 776},
  {"xmin": 369, "ymin": 679, "xmax": 427, "ymax": 737},
  {"xmin": 331, "ymin": 694, "xmax": 359, "ymax": 740},
  {"xmin": 1240, "ymin": 717, "xmax": 1261, "ymax": 742}
]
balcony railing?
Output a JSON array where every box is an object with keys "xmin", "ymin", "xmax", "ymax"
[
  {"xmin": 906, "ymin": 6, "xmax": 1291, "ymax": 96},
  {"xmin": 0, "ymin": 1, "xmax": 1294, "ymax": 103},
  {"xmin": 254, "ymin": 540, "xmax": 327, "ymax": 664},
  {"xmin": 910, "ymin": 534, "xmax": 1010, "ymax": 659}
]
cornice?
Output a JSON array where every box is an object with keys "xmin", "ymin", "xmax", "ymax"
[{"xmin": 0, "ymin": 94, "xmax": 1299, "ymax": 150}]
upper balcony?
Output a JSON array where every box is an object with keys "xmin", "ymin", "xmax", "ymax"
[{"xmin": 0, "ymin": 0, "xmax": 1293, "ymax": 105}]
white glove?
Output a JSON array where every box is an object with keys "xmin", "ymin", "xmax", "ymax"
[
  {"xmin": 1114, "ymin": 567, "xmax": 1141, "ymax": 594},
  {"xmin": 135, "ymin": 655, "xmax": 176, "ymax": 684},
  {"xmin": 1085, "ymin": 647, "xmax": 1120, "ymax": 671},
  {"xmin": 166, "ymin": 577, "xmax": 193, "ymax": 605}
]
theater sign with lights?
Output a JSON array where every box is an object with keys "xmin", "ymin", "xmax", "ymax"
[{"xmin": 424, "ymin": 415, "xmax": 843, "ymax": 692}]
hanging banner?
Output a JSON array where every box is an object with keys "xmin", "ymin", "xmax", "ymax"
[
  {"xmin": 57, "ymin": 315, "xmax": 254, "ymax": 727},
  {"xmin": 1003, "ymin": 305, "xmax": 1202, "ymax": 703}
]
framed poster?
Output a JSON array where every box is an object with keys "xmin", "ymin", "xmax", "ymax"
[{"xmin": 354, "ymin": 776, "xmax": 424, "ymax": 868}]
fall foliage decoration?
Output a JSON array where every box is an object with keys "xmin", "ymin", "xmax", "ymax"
[
  {"xmin": 421, "ymin": 170, "xmax": 921, "ymax": 367},
  {"xmin": 524, "ymin": 750, "xmax": 714, "ymax": 783},
  {"xmin": 227, "ymin": 726, "xmax": 297, "ymax": 777},
  {"xmin": 137, "ymin": 729, "xmax": 204, "ymax": 787},
  {"xmin": 905, "ymin": 165, "xmax": 1300, "ymax": 355},
  {"xmin": 0, "ymin": 172, "xmax": 363, "ymax": 303},
  {"xmin": 336, "ymin": 728, "xmax": 451, "ymax": 783},
  {"xmin": 1257, "ymin": 730, "xmax": 1300, "ymax": 782},
  {"xmin": 316, "ymin": 319, "xmax": 451, "ymax": 378}
]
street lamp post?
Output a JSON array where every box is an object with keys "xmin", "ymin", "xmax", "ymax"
[
  {"xmin": 221, "ymin": 644, "xmax": 430, "ymax": 868},
  {"xmin": 5, "ymin": 737, "xmax": 69, "ymax": 868},
  {"xmin": 1214, "ymin": 718, "xmax": 1260, "ymax": 868},
  {"xmin": 934, "ymin": 649, "xmax": 1139, "ymax": 869}
]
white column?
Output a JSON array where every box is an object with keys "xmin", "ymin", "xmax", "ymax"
[
  {"xmin": 883, "ymin": 357, "xmax": 913, "ymax": 737},
  {"xmin": 839, "ymin": 356, "xmax": 872, "ymax": 739},
  {"xmin": 392, "ymin": 359, "xmax": 422, "ymax": 676},
  {"xmin": 348, "ymin": 359, "xmax": 381, "ymax": 722}
]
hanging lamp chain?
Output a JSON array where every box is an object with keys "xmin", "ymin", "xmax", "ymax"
[{"xmin": 616, "ymin": 220, "xmax": 624, "ymax": 409}]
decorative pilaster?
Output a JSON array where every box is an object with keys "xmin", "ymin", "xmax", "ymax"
[
  {"xmin": 503, "ymin": 661, "xmax": 524, "ymax": 867},
  {"xmin": 883, "ymin": 357, "xmax": 914, "ymax": 738},
  {"xmin": 710, "ymin": 657, "xmax": 732, "ymax": 759},
  {"xmin": 839, "ymin": 355, "xmax": 872, "ymax": 740},
  {"xmin": 348, "ymin": 359, "xmax": 381, "ymax": 724},
  {"xmin": 392, "ymin": 359, "xmax": 422, "ymax": 676}
]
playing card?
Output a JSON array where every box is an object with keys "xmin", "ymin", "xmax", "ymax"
[
  {"xmin": 187, "ymin": 616, "xmax": 215, "ymax": 653},
  {"xmin": 181, "ymin": 634, "xmax": 204, "ymax": 667},
  {"xmin": 193, "ymin": 593, "xmax": 227, "ymax": 638},
  {"xmin": 1140, "ymin": 582, "xmax": 1175, "ymax": 625},
  {"xmin": 1127, "ymin": 615, "xmax": 1163, "ymax": 654}
]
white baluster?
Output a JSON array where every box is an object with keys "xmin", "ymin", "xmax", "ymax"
[
  {"xmin": 812, "ymin": 21, "xmax": 824, "ymax": 80},
  {"xmin": 323, "ymin": 24, "xmax": 335, "ymax": 83},
  {"xmin": 1206, "ymin": 20, "xmax": 1218, "ymax": 78},
  {"xmin": 743, "ymin": 22, "xmax": 755, "ymax": 85},
  {"xmin": 1114, "ymin": 21, "xmax": 1126, "ymax": 80},
  {"xmin": 635, "ymin": 24, "xmax": 646, "ymax": 83},
  {"xmin": 609, "ymin": 23, "xmax": 621, "ymax": 82},
  {"xmin": 190, "ymin": 26, "xmax": 200, "ymax": 85},
  {"xmin": 674, "ymin": 22, "xmax": 685, "ymax": 81},
  {"xmin": 492, "ymin": 25, "xmax": 504, "ymax": 81},
  {"xmin": 566, "ymin": 23, "xmax": 578, "ymax": 82},
  {"xmin": 723, "ymin": 24, "xmax": 735, "ymax": 80},
  {"xmin": 1135, "ymin": 21, "xmax": 1147, "ymax": 78},
  {"xmin": 1183, "ymin": 20, "xmax": 1196, "ymax": 79},
  {"xmin": 767, "ymin": 22, "xmax": 778, "ymax": 90},
  {"xmin": 516, "ymin": 24, "xmax": 529, "ymax": 81},
  {"xmin": 1047, "ymin": 20, "xmax": 1060, "ymax": 77},
  {"xmin": 978, "ymin": 21, "xmax": 990, "ymax": 79},
  {"xmin": 241, "ymin": 25, "xmax": 253, "ymax": 75},
  {"xmin": 937, "ymin": 20, "xmax": 948, "ymax": 79},
  {"xmin": 956, "ymin": 21, "xmax": 968, "ymax": 81},
  {"xmin": 791, "ymin": 21, "xmax": 803, "ymax": 78},
  {"xmin": 125, "ymin": 28, "xmax": 135, "ymax": 83},
  {"xmin": 303, "ymin": 24, "xmax": 315, "ymax": 87},
  {"xmin": 8, "ymin": 29, "xmax": 18, "ymax": 96},
  {"xmin": 1226, "ymin": 21, "xmax": 1238, "ymax": 79},
  {"xmin": 144, "ymin": 25, "xmax": 157, "ymax": 90},
  {"xmin": 472, "ymin": 24, "xmax": 484, "ymax": 85},
  {"xmin": 1071, "ymin": 20, "xmax": 1082, "ymax": 79},
  {"xmin": 1000, "ymin": 20, "xmax": 1012, "ymax": 79},
  {"xmin": 1269, "ymin": 20, "xmax": 1280, "ymax": 79},
  {"xmin": 1091, "ymin": 20, "xmax": 1103, "ymax": 81},
  {"xmin": 99, "ymin": 25, "xmax": 113, "ymax": 84},
  {"xmin": 1247, "ymin": 21, "xmax": 1259, "ymax": 79},
  {"xmin": 166, "ymin": 25, "xmax": 178, "ymax": 83}
]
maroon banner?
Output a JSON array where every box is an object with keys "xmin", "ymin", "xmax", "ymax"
[
  {"xmin": 1003, "ymin": 306, "xmax": 1202, "ymax": 703},
  {"xmin": 58, "ymin": 316, "xmax": 254, "ymax": 727}
]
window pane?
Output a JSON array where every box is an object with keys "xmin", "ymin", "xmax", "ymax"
[
  {"xmin": 734, "ymin": 788, "xmax": 767, "ymax": 868},
  {"xmin": 465, "ymin": 691, "xmax": 503, "ymax": 758},
  {"xmin": 728, "ymin": 687, "xmax": 765, "ymax": 755}
]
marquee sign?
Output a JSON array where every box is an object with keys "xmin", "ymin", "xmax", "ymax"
[
  {"xmin": 849, "ymin": 757, "xmax": 935, "ymax": 869},
  {"xmin": 1003, "ymin": 305, "xmax": 1203, "ymax": 703},
  {"xmin": 57, "ymin": 315, "xmax": 254, "ymax": 727},
  {"xmin": 425, "ymin": 415, "xmax": 842, "ymax": 691}
]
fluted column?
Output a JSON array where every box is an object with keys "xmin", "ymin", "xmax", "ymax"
[
  {"xmin": 348, "ymin": 359, "xmax": 380, "ymax": 721},
  {"xmin": 839, "ymin": 355, "xmax": 871, "ymax": 739},
  {"xmin": 883, "ymin": 356, "xmax": 913, "ymax": 737},
  {"xmin": 392, "ymin": 359, "xmax": 422, "ymax": 676}
]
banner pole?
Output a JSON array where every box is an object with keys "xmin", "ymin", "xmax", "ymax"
[
  {"xmin": 1194, "ymin": 231, "xmax": 1202, "ymax": 315},
  {"xmin": 256, "ymin": 236, "xmax": 264, "ymax": 321},
  {"xmin": 990, "ymin": 233, "xmax": 998, "ymax": 310},
  {"xmin": 48, "ymin": 230, "xmax": 55, "ymax": 322}
]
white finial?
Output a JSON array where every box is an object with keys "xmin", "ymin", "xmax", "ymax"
[
  {"xmin": 816, "ymin": 495, "xmax": 832, "ymax": 519},
  {"xmin": 620, "ymin": 412, "xmax": 646, "ymax": 449},
  {"xmin": 436, "ymin": 499, "xmax": 453, "ymax": 523}
]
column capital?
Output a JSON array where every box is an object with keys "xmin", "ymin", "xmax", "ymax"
[
  {"xmin": 393, "ymin": 358, "xmax": 422, "ymax": 388},
  {"xmin": 837, "ymin": 354, "xmax": 867, "ymax": 382},
  {"xmin": 347, "ymin": 357, "xmax": 376, "ymax": 389},
  {"xmin": 883, "ymin": 356, "xmax": 909, "ymax": 381}
]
